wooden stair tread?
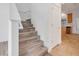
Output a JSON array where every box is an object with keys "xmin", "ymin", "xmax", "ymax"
[
  {"xmin": 20, "ymin": 30, "xmax": 36, "ymax": 34},
  {"xmin": 19, "ymin": 31, "xmax": 37, "ymax": 39},
  {"xmin": 24, "ymin": 47, "xmax": 47, "ymax": 56},
  {"xmin": 23, "ymin": 24, "xmax": 33, "ymax": 27},
  {"xmin": 19, "ymin": 36, "xmax": 39, "ymax": 42},
  {"xmin": 19, "ymin": 42, "xmax": 44, "ymax": 56},
  {"xmin": 19, "ymin": 28, "xmax": 35, "ymax": 33},
  {"xmin": 20, "ymin": 39, "xmax": 43, "ymax": 50},
  {"xmin": 19, "ymin": 47, "xmax": 27, "ymax": 56}
]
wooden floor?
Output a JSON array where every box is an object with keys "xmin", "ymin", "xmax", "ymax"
[{"xmin": 50, "ymin": 27, "xmax": 79, "ymax": 56}]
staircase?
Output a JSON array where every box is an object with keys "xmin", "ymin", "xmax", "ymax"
[
  {"xmin": 0, "ymin": 41, "xmax": 8, "ymax": 56},
  {"xmin": 19, "ymin": 19, "xmax": 50, "ymax": 56}
]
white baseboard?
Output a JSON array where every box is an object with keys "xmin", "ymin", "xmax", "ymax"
[{"xmin": 48, "ymin": 41, "xmax": 61, "ymax": 53}]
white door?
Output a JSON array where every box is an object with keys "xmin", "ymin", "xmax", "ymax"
[{"xmin": 48, "ymin": 4, "xmax": 61, "ymax": 48}]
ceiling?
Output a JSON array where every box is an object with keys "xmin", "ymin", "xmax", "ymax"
[
  {"xmin": 16, "ymin": 3, "xmax": 79, "ymax": 14},
  {"xmin": 62, "ymin": 3, "xmax": 79, "ymax": 14}
]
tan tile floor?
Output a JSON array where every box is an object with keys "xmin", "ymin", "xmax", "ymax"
[{"xmin": 50, "ymin": 27, "xmax": 79, "ymax": 56}]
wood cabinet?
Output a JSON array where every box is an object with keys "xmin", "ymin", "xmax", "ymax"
[
  {"xmin": 66, "ymin": 26, "xmax": 72, "ymax": 34},
  {"xmin": 67, "ymin": 13, "xmax": 72, "ymax": 23}
]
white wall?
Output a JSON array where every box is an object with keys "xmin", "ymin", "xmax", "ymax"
[
  {"xmin": 0, "ymin": 3, "xmax": 9, "ymax": 42},
  {"xmin": 10, "ymin": 4, "xmax": 21, "ymax": 21},
  {"xmin": 0, "ymin": 3, "xmax": 21, "ymax": 56},
  {"xmin": 10, "ymin": 3, "xmax": 23, "ymax": 29},
  {"xmin": 48, "ymin": 4, "xmax": 61, "ymax": 51},
  {"xmin": 72, "ymin": 8, "xmax": 79, "ymax": 34},
  {"xmin": 72, "ymin": 12, "xmax": 77, "ymax": 34},
  {"xmin": 16, "ymin": 3, "xmax": 31, "ymax": 21},
  {"xmin": 31, "ymin": 3, "xmax": 49, "ymax": 48},
  {"xmin": 10, "ymin": 20, "xmax": 19, "ymax": 56},
  {"xmin": 9, "ymin": 3, "xmax": 20, "ymax": 56},
  {"xmin": 31, "ymin": 4, "xmax": 61, "ymax": 51}
]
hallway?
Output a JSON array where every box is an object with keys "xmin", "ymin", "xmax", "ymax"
[{"xmin": 50, "ymin": 27, "xmax": 79, "ymax": 56}]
